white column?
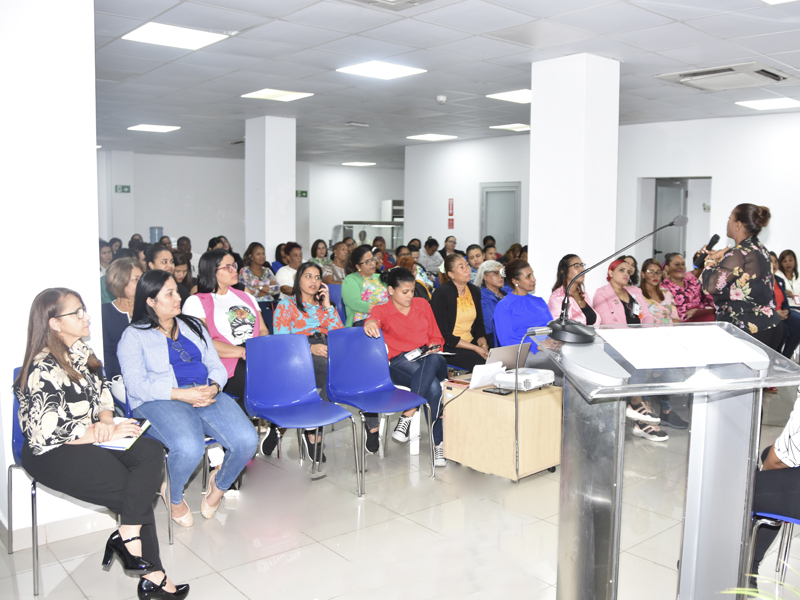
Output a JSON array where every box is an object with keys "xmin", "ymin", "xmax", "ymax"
[
  {"xmin": 528, "ymin": 54, "xmax": 620, "ymax": 296},
  {"xmin": 0, "ymin": 0, "xmax": 112, "ymax": 539},
  {"xmin": 245, "ymin": 116, "xmax": 297, "ymax": 263}
]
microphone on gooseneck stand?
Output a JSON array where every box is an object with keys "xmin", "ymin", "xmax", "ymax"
[{"xmin": 547, "ymin": 214, "xmax": 689, "ymax": 344}]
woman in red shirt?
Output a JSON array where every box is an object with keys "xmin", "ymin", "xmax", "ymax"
[{"xmin": 364, "ymin": 268, "xmax": 448, "ymax": 467}]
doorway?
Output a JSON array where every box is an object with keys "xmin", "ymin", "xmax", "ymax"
[
  {"xmin": 653, "ymin": 179, "xmax": 687, "ymax": 263},
  {"xmin": 649, "ymin": 178, "xmax": 712, "ymax": 266},
  {"xmin": 480, "ymin": 182, "xmax": 521, "ymax": 255}
]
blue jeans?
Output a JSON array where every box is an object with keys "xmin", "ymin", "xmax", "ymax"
[
  {"xmin": 133, "ymin": 392, "xmax": 258, "ymax": 505},
  {"xmin": 389, "ymin": 353, "xmax": 448, "ymax": 445}
]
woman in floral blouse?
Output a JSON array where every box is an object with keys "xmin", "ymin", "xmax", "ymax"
[
  {"xmin": 239, "ymin": 242, "xmax": 279, "ymax": 330},
  {"xmin": 702, "ymin": 204, "xmax": 783, "ymax": 350},
  {"xmin": 639, "ymin": 259, "xmax": 679, "ymax": 325},
  {"xmin": 14, "ymin": 289, "xmax": 189, "ymax": 599},
  {"xmin": 341, "ymin": 245, "xmax": 388, "ymax": 327},
  {"xmin": 661, "ymin": 252, "xmax": 716, "ymax": 322}
]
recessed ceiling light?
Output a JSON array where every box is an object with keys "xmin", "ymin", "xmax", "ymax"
[
  {"xmin": 336, "ymin": 61, "xmax": 426, "ymax": 80},
  {"xmin": 122, "ymin": 23, "xmax": 228, "ymax": 50},
  {"xmin": 735, "ymin": 98, "xmax": 800, "ymax": 110},
  {"xmin": 761, "ymin": 0, "xmax": 798, "ymax": 5},
  {"xmin": 486, "ymin": 89, "xmax": 532, "ymax": 104},
  {"xmin": 96, "ymin": 145, "xmax": 102, "ymax": 149},
  {"xmin": 490, "ymin": 123, "xmax": 531, "ymax": 132},
  {"xmin": 128, "ymin": 124, "xmax": 181, "ymax": 133},
  {"xmin": 241, "ymin": 88, "xmax": 314, "ymax": 102},
  {"xmin": 342, "ymin": 162, "xmax": 376, "ymax": 166},
  {"xmin": 406, "ymin": 134, "xmax": 458, "ymax": 141}
]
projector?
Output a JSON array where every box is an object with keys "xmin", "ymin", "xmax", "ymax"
[{"xmin": 494, "ymin": 368, "xmax": 555, "ymax": 391}]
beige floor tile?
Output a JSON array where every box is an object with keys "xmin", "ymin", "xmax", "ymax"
[
  {"xmin": 496, "ymin": 520, "xmax": 559, "ymax": 585},
  {"xmin": 0, "ymin": 563, "xmax": 86, "ymax": 600},
  {"xmin": 0, "ymin": 543, "xmax": 60, "ymax": 578},
  {"xmin": 626, "ymin": 523, "xmax": 683, "ymax": 570},
  {"xmin": 619, "ymin": 504, "xmax": 680, "ymax": 552},
  {"xmin": 178, "ymin": 572, "xmax": 249, "ymax": 600},
  {"xmin": 488, "ymin": 474, "xmax": 561, "ymax": 520},
  {"xmin": 622, "ymin": 476, "xmax": 687, "ymax": 521},
  {"xmin": 354, "ymin": 472, "xmax": 462, "ymax": 515},
  {"xmin": 617, "ymin": 553, "xmax": 679, "ymax": 600}
]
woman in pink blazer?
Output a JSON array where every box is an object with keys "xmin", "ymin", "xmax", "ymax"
[
  {"xmin": 594, "ymin": 259, "xmax": 666, "ymax": 443},
  {"xmin": 547, "ymin": 254, "xmax": 601, "ymax": 326}
]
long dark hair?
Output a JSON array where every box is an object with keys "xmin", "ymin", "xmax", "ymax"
[
  {"xmin": 640, "ymin": 258, "xmax": 664, "ymax": 302},
  {"xmin": 16, "ymin": 288, "xmax": 102, "ymax": 393},
  {"xmin": 346, "ymin": 244, "xmax": 373, "ymax": 275},
  {"xmin": 130, "ymin": 270, "xmax": 206, "ymax": 343},
  {"xmin": 197, "ymin": 249, "xmax": 234, "ymax": 293},
  {"xmin": 172, "ymin": 250, "xmax": 192, "ymax": 289},
  {"xmin": 552, "ymin": 254, "xmax": 584, "ymax": 296},
  {"xmin": 292, "ymin": 262, "xmax": 323, "ymax": 314}
]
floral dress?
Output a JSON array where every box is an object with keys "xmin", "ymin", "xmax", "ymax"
[
  {"xmin": 702, "ymin": 236, "xmax": 781, "ymax": 335},
  {"xmin": 239, "ymin": 265, "xmax": 278, "ymax": 300},
  {"xmin": 16, "ymin": 341, "xmax": 114, "ymax": 455},
  {"xmin": 660, "ymin": 272, "xmax": 715, "ymax": 322},
  {"xmin": 643, "ymin": 291, "xmax": 679, "ymax": 325},
  {"xmin": 273, "ymin": 297, "xmax": 343, "ymax": 336}
]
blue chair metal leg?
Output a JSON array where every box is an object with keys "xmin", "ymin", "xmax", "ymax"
[
  {"xmin": 7, "ymin": 465, "xmax": 14, "ymax": 555},
  {"xmin": 748, "ymin": 516, "xmax": 784, "ymax": 588},
  {"xmin": 360, "ymin": 413, "xmax": 367, "ymax": 495},
  {"xmin": 348, "ymin": 416, "xmax": 362, "ymax": 498},
  {"xmin": 777, "ymin": 522, "xmax": 794, "ymax": 584},
  {"xmin": 422, "ymin": 402, "xmax": 435, "ymax": 480},
  {"xmin": 164, "ymin": 452, "xmax": 173, "ymax": 546},
  {"xmin": 31, "ymin": 480, "xmax": 39, "ymax": 596}
]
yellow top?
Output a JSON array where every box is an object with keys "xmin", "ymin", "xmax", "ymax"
[{"xmin": 453, "ymin": 290, "xmax": 476, "ymax": 343}]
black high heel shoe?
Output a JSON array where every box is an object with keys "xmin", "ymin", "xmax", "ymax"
[
  {"xmin": 138, "ymin": 575, "xmax": 190, "ymax": 599},
  {"xmin": 101, "ymin": 530, "xmax": 156, "ymax": 574}
]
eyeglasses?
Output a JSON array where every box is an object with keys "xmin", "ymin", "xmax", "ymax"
[
  {"xmin": 397, "ymin": 252, "xmax": 411, "ymax": 258},
  {"xmin": 359, "ymin": 258, "xmax": 378, "ymax": 265},
  {"xmin": 54, "ymin": 306, "xmax": 86, "ymax": 320},
  {"xmin": 216, "ymin": 263, "xmax": 237, "ymax": 272},
  {"xmin": 345, "ymin": 241, "xmax": 356, "ymax": 248},
  {"xmin": 645, "ymin": 269, "xmax": 662, "ymax": 276},
  {"xmin": 568, "ymin": 262, "xmax": 586, "ymax": 269},
  {"xmin": 169, "ymin": 341, "xmax": 192, "ymax": 362}
]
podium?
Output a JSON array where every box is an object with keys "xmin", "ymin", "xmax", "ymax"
[{"xmin": 537, "ymin": 322, "xmax": 800, "ymax": 600}]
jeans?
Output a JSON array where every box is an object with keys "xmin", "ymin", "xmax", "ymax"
[
  {"xmin": 133, "ymin": 392, "xmax": 258, "ymax": 505},
  {"xmin": 389, "ymin": 353, "xmax": 448, "ymax": 445}
]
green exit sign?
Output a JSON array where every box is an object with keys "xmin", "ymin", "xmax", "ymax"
[
  {"xmin": 295, "ymin": 190, "xmax": 307, "ymax": 198},
  {"xmin": 115, "ymin": 185, "xmax": 131, "ymax": 193}
]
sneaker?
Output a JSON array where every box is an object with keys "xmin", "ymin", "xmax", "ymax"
[
  {"xmin": 392, "ymin": 415, "xmax": 413, "ymax": 443},
  {"xmin": 626, "ymin": 402, "xmax": 660, "ymax": 424},
  {"xmin": 302, "ymin": 430, "xmax": 326, "ymax": 463},
  {"xmin": 632, "ymin": 422, "xmax": 669, "ymax": 442},
  {"xmin": 365, "ymin": 428, "xmax": 380, "ymax": 454},
  {"xmin": 434, "ymin": 443, "xmax": 447, "ymax": 467},
  {"xmin": 660, "ymin": 411, "xmax": 688, "ymax": 429},
  {"xmin": 260, "ymin": 426, "xmax": 278, "ymax": 456}
]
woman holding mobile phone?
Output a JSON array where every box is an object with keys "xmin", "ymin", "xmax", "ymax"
[
  {"xmin": 364, "ymin": 268, "xmax": 449, "ymax": 468},
  {"xmin": 273, "ymin": 262, "xmax": 344, "ymax": 462}
]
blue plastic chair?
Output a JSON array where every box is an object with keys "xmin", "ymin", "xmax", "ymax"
[
  {"xmin": 748, "ymin": 511, "xmax": 800, "ymax": 587},
  {"xmin": 327, "ymin": 284, "xmax": 346, "ymax": 324},
  {"xmin": 326, "ymin": 328, "xmax": 435, "ymax": 494},
  {"xmin": 8, "ymin": 368, "xmax": 40, "ymax": 596},
  {"xmin": 244, "ymin": 335, "xmax": 361, "ymax": 495}
]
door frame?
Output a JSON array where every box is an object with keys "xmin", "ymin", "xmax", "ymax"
[
  {"xmin": 653, "ymin": 178, "xmax": 688, "ymax": 260},
  {"xmin": 479, "ymin": 182, "xmax": 521, "ymax": 250}
]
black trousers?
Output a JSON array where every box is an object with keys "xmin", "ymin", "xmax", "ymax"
[
  {"xmin": 224, "ymin": 357, "xmax": 246, "ymax": 403},
  {"xmin": 750, "ymin": 323, "xmax": 784, "ymax": 352},
  {"xmin": 446, "ymin": 346, "xmax": 486, "ymax": 373},
  {"xmin": 21, "ymin": 437, "xmax": 165, "ymax": 571}
]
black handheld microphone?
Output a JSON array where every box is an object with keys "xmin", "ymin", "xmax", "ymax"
[
  {"xmin": 706, "ymin": 234, "xmax": 720, "ymax": 251},
  {"xmin": 549, "ymin": 215, "xmax": 689, "ymax": 344}
]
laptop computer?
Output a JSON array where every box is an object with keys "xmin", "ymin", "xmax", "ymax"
[{"xmin": 486, "ymin": 343, "xmax": 531, "ymax": 370}]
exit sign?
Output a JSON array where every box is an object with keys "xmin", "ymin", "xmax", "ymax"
[
  {"xmin": 115, "ymin": 185, "xmax": 131, "ymax": 193},
  {"xmin": 295, "ymin": 190, "xmax": 307, "ymax": 198}
]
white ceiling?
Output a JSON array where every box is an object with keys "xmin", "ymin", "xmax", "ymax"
[{"xmin": 95, "ymin": 0, "xmax": 800, "ymax": 167}]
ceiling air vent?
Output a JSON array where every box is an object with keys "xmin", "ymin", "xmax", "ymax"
[
  {"xmin": 342, "ymin": 0, "xmax": 437, "ymax": 10},
  {"xmin": 656, "ymin": 62, "xmax": 798, "ymax": 92}
]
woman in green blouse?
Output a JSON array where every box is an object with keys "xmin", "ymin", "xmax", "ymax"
[{"xmin": 341, "ymin": 245, "xmax": 388, "ymax": 327}]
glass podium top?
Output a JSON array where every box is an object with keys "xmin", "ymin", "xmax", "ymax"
[{"xmin": 537, "ymin": 322, "xmax": 800, "ymax": 401}]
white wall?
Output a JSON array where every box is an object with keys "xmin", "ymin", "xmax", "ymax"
[
  {"xmin": 618, "ymin": 113, "xmax": 800, "ymax": 259},
  {"xmin": 307, "ymin": 163, "xmax": 404, "ymax": 248},
  {"xmin": 404, "ymin": 135, "xmax": 530, "ymax": 251}
]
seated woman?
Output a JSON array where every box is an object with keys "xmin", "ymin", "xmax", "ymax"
[
  {"xmin": 622, "ymin": 255, "xmax": 639, "ymax": 285},
  {"xmin": 466, "ymin": 244, "xmax": 484, "ymax": 282},
  {"xmin": 109, "ymin": 237, "xmax": 123, "ymax": 254},
  {"xmin": 119, "ymin": 270, "xmax": 257, "ymax": 528},
  {"xmin": 595, "ymin": 259, "xmax": 664, "ymax": 441},
  {"xmin": 547, "ymin": 254, "xmax": 599, "ymax": 326},
  {"xmin": 206, "ymin": 237, "xmax": 224, "ymax": 252},
  {"xmin": 100, "ymin": 239, "xmax": 113, "ymax": 276},
  {"xmin": 474, "ymin": 260, "xmax": 505, "ymax": 347},
  {"xmin": 373, "ymin": 248, "xmax": 386, "ymax": 273},
  {"xmin": 310, "ymin": 239, "xmax": 330, "ymax": 267},
  {"xmin": 777, "ymin": 249, "xmax": 800, "ymax": 310},
  {"xmin": 171, "ymin": 251, "xmax": 192, "ymax": 304},
  {"xmin": 239, "ymin": 242, "xmax": 279, "ymax": 328},
  {"xmin": 16, "ymin": 288, "xmax": 188, "ymax": 599},
  {"xmin": 322, "ymin": 242, "xmax": 348, "ymax": 284},
  {"xmin": 483, "ymin": 245, "xmax": 499, "ymax": 262},
  {"xmin": 499, "ymin": 243, "xmax": 521, "ymax": 265},
  {"xmin": 430, "ymin": 254, "xmax": 489, "ymax": 372},
  {"xmin": 272, "ymin": 243, "xmax": 287, "ymax": 274},
  {"xmin": 438, "ymin": 236, "xmax": 464, "ymax": 260},
  {"xmin": 159, "ymin": 235, "xmax": 172, "ymax": 249},
  {"xmin": 273, "ymin": 262, "xmax": 343, "ymax": 461},
  {"xmin": 101, "ymin": 257, "xmax": 142, "ymax": 402},
  {"xmin": 771, "ymin": 251, "xmax": 800, "ymax": 359},
  {"xmin": 218, "ymin": 235, "xmax": 243, "ymax": 272},
  {"xmin": 660, "ymin": 252, "xmax": 715, "ymax": 322},
  {"xmin": 364, "ymin": 268, "xmax": 448, "ymax": 467},
  {"xmin": 275, "ymin": 242, "xmax": 304, "ymax": 300},
  {"xmin": 373, "ymin": 236, "xmax": 395, "ymax": 270},
  {"xmin": 493, "ymin": 259, "xmax": 551, "ymax": 347},
  {"xmin": 396, "ymin": 256, "xmax": 432, "ymax": 300},
  {"xmin": 341, "ymin": 244, "xmax": 388, "ymax": 327}
]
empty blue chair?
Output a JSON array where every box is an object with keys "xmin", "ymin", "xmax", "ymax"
[
  {"xmin": 326, "ymin": 328, "xmax": 435, "ymax": 494},
  {"xmin": 7, "ymin": 368, "xmax": 40, "ymax": 596},
  {"xmin": 327, "ymin": 284, "xmax": 346, "ymax": 324},
  {"xmin": 244, "ymin": 335, "xmax": 361, "ymax": 495},
  {"xmin": 747, "ymin": 511, "xmax": 800, "ymax": 588}
]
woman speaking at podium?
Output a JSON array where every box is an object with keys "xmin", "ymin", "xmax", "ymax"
[{"xmin": 702, "ymin": 204, "xmax": 783, "ymax": 350}]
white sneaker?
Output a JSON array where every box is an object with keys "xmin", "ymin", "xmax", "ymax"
[
  {"xmin": 434, "ymin": 443, "xmax": 447, "ymax": 467},
  {"xmin": 626, "ymin": 402, "xmax": 660, "ymax": 424},
  {"xmin": 392, "ymin": 415, "xmax": 412, "ymax": 443},
  {"xmin": 632, "ymin": 422, "xmax": 669, "ymax": 442}
]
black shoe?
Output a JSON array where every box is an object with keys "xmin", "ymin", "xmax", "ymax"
[
  {"xmin": 302, "ymin": 430, "xmax": 326, "ymax": 463},
  {"xmin": 660, "ymin": 411, "xmax": 688, "ymax": 429},
  {"xmin": 365, "ymin": 428, "xmax": 380, "ymax": 454},
  {"xmin": 137, "ymin": 574, "xmax": 190, "ymax": 599},
  {"xmin": 102, "ymin": 530, "xmax": 156, "ymax": 575},
  {"xmin": 260, "ymin": 426, "xmax": 278, "ymax": 456}
]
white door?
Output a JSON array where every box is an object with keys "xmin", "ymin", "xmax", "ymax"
[
  {"xmin": 480, "ymin": 183, "xmax": 520, "ymax": 255},
  {"xmin": 653, "ymin": 180, "xmax": 687, "ymax": 263}
]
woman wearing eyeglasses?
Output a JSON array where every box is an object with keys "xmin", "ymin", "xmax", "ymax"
[
  {"xmin": 341, "ymin": 245, "xmax": 388, "ymax": 327},
  {"xmin": 548, "ymin": 254, "xmax": 600, "ymax": 326},
  {"xmin": 119, "ymin": 270, "xmax": 257, "ymax": 530},
  {"xmin": 16, "ymin": 289, "xmax": 189, "ymax": 600},
  {"xmin": 474, "ymin": 260, "xmax": 506, "ymax": 347}
]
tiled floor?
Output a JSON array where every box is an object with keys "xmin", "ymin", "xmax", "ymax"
[{"xmin": 2, "ymin": 387, "xmax": 797, "ymax": 600}]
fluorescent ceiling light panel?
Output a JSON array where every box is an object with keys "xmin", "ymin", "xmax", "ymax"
[
  {"xmin": 96, "ymin": 145, "xmax": 102, "ymax": 149},
  {"xmin": 490, "ymin": 123, "xmax": 531, "ymax": 132},
  {"xmin": 342, "ymin": 162, "xmax": 376, "ymax": 166},
  {"xmin": 761, "ymin": 0, "xmax": 799, "ymax": 5},
  {"xmin": 128, "ymin": 124, "xmax": 181, "ymax": 133},
  {"xmin": 735, "ymin": 98, "xmax": 800, "ymax": 110},
  {"xmin": 241, "ymin": 88, "xmax": 314, "ymax": 102},
  {"xmin": 486, "ymin": 89, "xmax": 532, "ymax": 104},
  {"xmin": 336, "ymin": 61, "xmax": 426, "ymax": 80},
  {"xmin": 406, "ymin": 134, "xmax": 458, "ymax": 141},
  {"xmin": 122, "ymin": 23, "xmax": 228, "ymax": 50}
]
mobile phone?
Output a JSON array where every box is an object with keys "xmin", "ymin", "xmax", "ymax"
[
  {"xmin": 428, "ymin": 344, "xmax": 441, "ymax": 353},
  {"xmin": 483, "ymin": 387, "xmax": 512, "ymax": 396}
]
